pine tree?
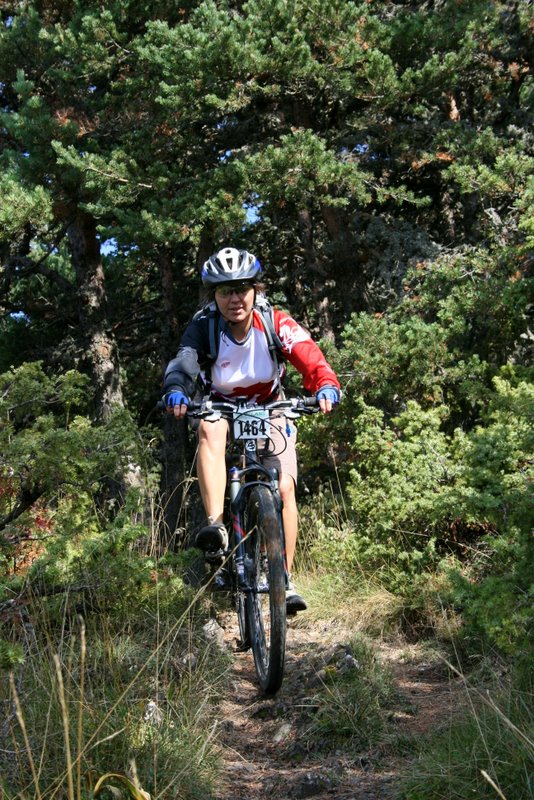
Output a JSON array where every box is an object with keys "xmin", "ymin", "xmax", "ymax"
[{"xmin": 1, "ymin": 0, "xmax": 531, "ymax": 530}]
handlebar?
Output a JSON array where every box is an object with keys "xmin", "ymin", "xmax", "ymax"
[
  {"xmin": 157, "ymin": 396, "xmax": 319, "ymax": 419},
  {"xmin": 186, "ymin": 396, "xmax": 319, "ymax": 422}
]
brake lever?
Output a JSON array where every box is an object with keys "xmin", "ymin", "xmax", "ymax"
[{"xmin": 284, "ymin": 409, "xmax": 300, "ymax": 419}]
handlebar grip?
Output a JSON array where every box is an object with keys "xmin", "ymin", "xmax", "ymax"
[{"xmin": 303, "ymin": 396, "xmax": 319, "ymax": 408}]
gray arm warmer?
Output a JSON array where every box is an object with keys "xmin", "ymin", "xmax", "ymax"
[{"xmin": 163, "ymin": 346, "xmax": 200, "ymax": 398}]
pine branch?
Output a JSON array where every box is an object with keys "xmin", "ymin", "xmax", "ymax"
[{"xmin": 0, "ymin": 487, "xmax": 44, "ymax": 532}]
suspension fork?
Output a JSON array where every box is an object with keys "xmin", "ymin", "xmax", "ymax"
[{"xmin": 229, "ymin": 466, "xmax": 248, "ymax": 589}]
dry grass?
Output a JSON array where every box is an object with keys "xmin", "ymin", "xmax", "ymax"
[
  {"xmin": 293, "ymin": 569, "xmax": 416, "ymax": 638},
  {"xmin": 0, "ymin": 566, "xmax": 229, "ymax": 800}
]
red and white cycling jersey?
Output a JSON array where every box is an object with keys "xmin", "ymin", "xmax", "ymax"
[{"xmin": 204, "ymin": 308, "xmax": 339, "ymax": 402}]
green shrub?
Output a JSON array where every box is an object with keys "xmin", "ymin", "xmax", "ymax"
[
  {"xmin": 301, "ymin": 378, "xmax": 532, "ymax": 654},
  {"xmin": 0, "ymin": 361, "xmax": 153, "ymax": 580},
  {"xmin": 0, "ymin": 357, "xmax": 227, "ymax": 798},
  {"xmin": 444, "ymin": 378, "xmax": 533, "ymax": 656},
  {"xmin": 306, "ymin": 399, "xmax": 456, "ymax": 595}
]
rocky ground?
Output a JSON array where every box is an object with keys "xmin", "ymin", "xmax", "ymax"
[{"xmin": 208, "ymin": 611, "xmax": 463, "ymax": 800}]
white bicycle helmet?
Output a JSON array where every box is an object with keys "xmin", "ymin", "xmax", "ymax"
[{"xmin": 201, "ymin": 247, "xmax": 262, "ymax": 286}]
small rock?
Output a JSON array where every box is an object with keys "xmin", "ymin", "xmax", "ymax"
[
  {"xmin": 143, "ymin": 699, "xmax": 163, "ymax": 726},
  {"xmin": 181, "ymin": 652, "xmax": 198, "ymax": 670},
  {"xmin": 320, "ymin": 645, "xmax": 339, "ymax": 664},
  {"xmin": 291, "ymin": 772, "xmax": 334, "ymax": 798},
  {"xmin": 202, "ymin": 618, "xmax": 226, "ymax": 649},
  {"xmin": 273, "ymin": 722, "xmax": 292, "ymax": 743},
  {"xmin": 338, "ymin": 654, "xmax": 361, "ymax": 674}
]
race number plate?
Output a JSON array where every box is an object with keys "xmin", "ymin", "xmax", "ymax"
[{"xmin": 233, "ymin": 409, "xmax": 270, "ymax": 440}]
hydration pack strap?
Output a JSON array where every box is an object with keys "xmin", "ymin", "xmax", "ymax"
[{"xmin": 256, "ymin": 302, "xmax": 285, "ymax": 399}]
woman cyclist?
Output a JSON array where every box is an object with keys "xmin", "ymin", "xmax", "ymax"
[{"xmin": 163, "ymin": 247, "xmax": 340, "ymax": 613}]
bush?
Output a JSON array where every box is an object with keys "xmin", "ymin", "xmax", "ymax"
[
  {"xmin": 444, "ymin": 378, "xmax": 533, "ymax": 657},
  {"xmin": 301, "ymin": 378, "xmax": 532, "ymax": 654},
  {"xmin": 305, "ymin": 399, "xmax": 456, "ymax": 594},
  {"xmin": 0, "ymin": 361, "xmax": 151, "ymax": 576},
  {"xmin": 0, "ymin": 361, "xmax": 228, "ymax": 796}
]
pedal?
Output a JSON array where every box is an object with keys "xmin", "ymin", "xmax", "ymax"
[
  {"xmin": 213, "ymin": 569, "xmax": 229, "ymax": 590},
  {"xmin": 204, "ymin": 548, "xmax": 225, "ymax": 565}
]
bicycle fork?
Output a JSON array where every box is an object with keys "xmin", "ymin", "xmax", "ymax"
[
  {"xmin": 229, "ymin": 466, "xmax": 249, "ymax": 590},
  {"xmin": 229, "ymin": 466, "xmax": 276, "ymax": 594}
]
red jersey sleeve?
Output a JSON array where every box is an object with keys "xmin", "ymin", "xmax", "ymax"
[{"xmin": 273, "ymin": 309, "xmax": 340, "ymax": 394}]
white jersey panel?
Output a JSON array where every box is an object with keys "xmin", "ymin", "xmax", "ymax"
[{"xmin": 210, "ymin": 327, "xmax": 278, "ymax": 398}]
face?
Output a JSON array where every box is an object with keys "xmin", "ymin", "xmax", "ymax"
[{"xmin": 214, "ymin": 282, "xmax": 255, "ymax": 324}]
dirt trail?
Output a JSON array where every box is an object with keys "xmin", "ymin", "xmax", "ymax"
[{"xmin": 211, "ymin": 612, "xmax": 463, "ymax": 800}]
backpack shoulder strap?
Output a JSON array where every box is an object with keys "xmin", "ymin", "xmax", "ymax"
[
  {"xmin": 254, "ymin": 295, "xmax": 284, "ymax": 360},
  {"xmin": 192, "ymin": 302, "xmax": 220, "ymax": 393},
  {"xmin": 193, "ymin": 301, "xmax": 219, "ymax": 361},
  {"xmin": 255, "ymin": 296, "xmax": 287, "ymax": 398}
]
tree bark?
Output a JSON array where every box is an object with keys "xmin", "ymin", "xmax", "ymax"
[
  {"xmin": 67, "ymin": 212, "xmax": 125, "ymax": 420},
  {"xmin": 0, "ymin": 486, "xmax": 43, "ymax": 533},
  {"xmin": 157, "ymin": 240, "xmax": 214, "ymax": 550},
  {"xmin": 297, "ymin": 207, "xmax": 335, "ymax": 341},
  {"xmin": 158, "ymin": 248, "xmax": 189, "ymax": 549},
  {"xmin": 320, "ymin": 204, "xmax": 367, "ymax": 317},
  {"xmin": 66, "ymin": 212, "xmax": 137, "ymax": 512}
]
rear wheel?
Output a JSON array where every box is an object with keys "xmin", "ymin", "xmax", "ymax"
[{"xmin": 243, "ymin": 484, "xmax": 286, "ymax": 694}]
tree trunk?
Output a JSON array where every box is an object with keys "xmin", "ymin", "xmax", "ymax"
[
  {"xmin": 158, "ymin": 249, "xmax": 189, "ymax": 549},
  {"xmin": 67, "ymin": 212, "xmax": 135, "ymax": 511},
  {"xmin": 297, "ymin": 207, "xmax": 335, "ymax": 341},
  {"xmin": 320, "ymin": 204, "xmax": 366, "ymax": 317},
  {"xmin": 67, "ymin": 212, "xmax": 125, "ymax": 420},
  {"xmin": 157, "ymin": 241, "xmax": 214, "ymax": 550}
]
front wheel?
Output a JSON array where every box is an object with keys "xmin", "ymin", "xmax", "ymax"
[{"xmin": 243, "ymin": 484, "xmax": 286, "ymax": 694}]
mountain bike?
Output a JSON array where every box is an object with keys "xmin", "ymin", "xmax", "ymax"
[{"xmin": 187, "ymin": 396, "xmax": 318, "ymax": 694}]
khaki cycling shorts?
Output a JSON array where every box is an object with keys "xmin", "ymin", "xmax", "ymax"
[
  {"xmin": 256, "ymin": 413, "xmax": 298, "ymax": 485},
  {"xmin": 193, "ymin": 412, "xmax": 298, "ymax": 484}
]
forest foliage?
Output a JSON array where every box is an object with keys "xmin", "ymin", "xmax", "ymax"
[{"xmin": 0, "ymin": 0, "xmax": 532, "ymax": 797}]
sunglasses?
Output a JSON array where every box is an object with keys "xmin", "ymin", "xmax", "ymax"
[{"xmin": 215, "ymin": 283, "xmax": 254, "ymax": 297}]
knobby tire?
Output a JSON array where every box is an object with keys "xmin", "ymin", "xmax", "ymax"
[{"xmin": 243, "ymin": 484, "xmax": 286, "ymax": 694}]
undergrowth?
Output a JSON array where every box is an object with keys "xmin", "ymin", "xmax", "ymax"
[
  {"xmin": 399, "ymin": 657, "xmax": 534, "ymax": 800},
  {"xmin": 303, "ymin": 633, "xmax": 395, "ymax": 752},
  {"xmin": 296, "ymin": 475, "xmax": 532, "ymax": 800},
  {"xmin": 0, "ymin": 527, "xmax": 230, "ymax": 800}
]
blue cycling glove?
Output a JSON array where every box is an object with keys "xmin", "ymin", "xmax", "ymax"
[
  {"xmin": 316, "ymin": 386, "xmax": 340, "ymax": 405},
  {"xmin": 165, "ymin": 391, "xmax": 189, "ymax": 408}
]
